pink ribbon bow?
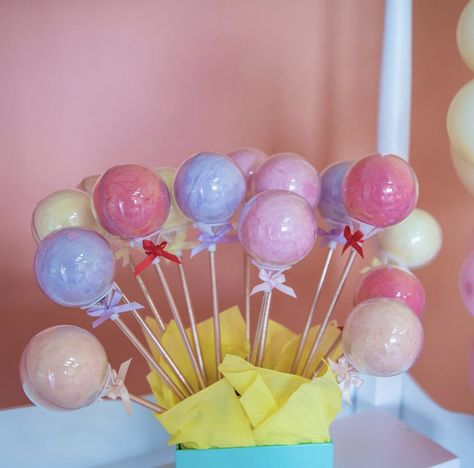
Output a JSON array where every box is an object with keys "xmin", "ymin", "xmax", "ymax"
[
  {"xmin": 251, "ymin": 268, "xmax": 297, "ymax": 298},
  {"xmin": 106, "ymin": 359, "xmax": 133, "ymax": 415},
  {"xmin": 191, "ymin": 223, "xmax": 238, "ymax": 257},
  {"xmin": 87, "ymin": 289, "xmax": 144, "ymax": 328},
  {"xmin": 329, "ymin": 356, "xmax": 364, "ymax": 405}
]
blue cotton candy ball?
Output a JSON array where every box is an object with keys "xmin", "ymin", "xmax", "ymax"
[
  {"xmin": 174, "ymin": 152, "xmax": 246, "ymax": 224},
  {"xmin": 34, "ymin": 227, "xmax": 116, "ymax": 307}
]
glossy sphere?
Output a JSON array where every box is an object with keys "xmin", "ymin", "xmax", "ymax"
[
  {"xmin": 174, "ymin": 152, "xmax": 246, "ymax": 224},
  {"xmin": 447, "ymin": 80, "xmax": 474, "ymax": 163},
  {"xmin": 238, "ymin": 190, "xmax": 317, "ymax": 268},
  {"xmin": 318, "ymin": 161, "xmax": 352, "ymax": 224},
  {"xmin": 252, "ymin": 153, "xmax": 321, "ymax": 208},
  {"xmin": 35, "ymin": 228, "xmax": 115, "ymax": 307},
  {"xmin": 93, "ymin": 164, "xmax": 170, "ymax": 239},
  {"xmin": 76, "ymin": 174, "xmax": 100, "ymax": 195},
  {"xmin": 154, "ymin": 167, "xmax": 189, "ymax": 230},
  {"xmin": 32, "ymin": 189, "xmax": 99, "ymax": 243},
  {"xmin": 342, "ymin": 153, "xmax": 418, "ymax": 228},
  {"xmin": 457, "ymin": 1, "xmax": 474, "ymax": 72},
  {"xmin": 459, "ymin": 251, "xmax": 474, "ymax": 317},
  {"xmin": 354, "ymin": 266, "xmax": 426, "ymax": 318},
  {"xmin": 20, "ymin": 325, "xmax": 109, "ymax": 411},
  {"xmin": 343, "ymin": 298, "xmax": 424, "ymax": 377},
  {"xmin": 228, "ymin": 147, "xmax": 267, "ymax": 193},
  {"xmin": 450, "ymin": 144, "xmax": 474, "ymax": 197},
  {"xmin": 377, "ymin": 208, "xmax": 442, "ymax": 269}
]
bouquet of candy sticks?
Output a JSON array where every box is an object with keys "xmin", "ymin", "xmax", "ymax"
[{"xmin": 22, "ymin": 149, "xmax": 441, "ymax": 464}]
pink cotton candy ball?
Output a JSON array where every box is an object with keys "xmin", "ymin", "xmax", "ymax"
[
  {"xmin": 252, "ymin": 153, "xmax": 321, "ymax": 208},
  {"xmin": 354, "ymin": 266, "xmax": 426, "ymax": 318},
  {"xmin": 228, "ymin": 147, "xmax": 267, "ymax": 187},
  {"xmin": 342, "ymin": 298, "xmax": 424, "ymax": 377},
  {"xmin": 92, "ymin": 164, "xmax": 170, "ymax": 240},
  {"xmin": 20, "ymin": 325, "xmax": 110, "ymax": 411},
  {"xmin": 238, "ymin": 190, "xmax": 317, "ymax": 269},
  {"xmin": 342, "ymin": 153, "xmax": 418, "ymax": 228},
  {"xmin": 459, "ymin": 250, "xmax": 474, "ymax": 317}
]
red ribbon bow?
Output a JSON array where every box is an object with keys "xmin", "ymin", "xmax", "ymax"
[
  {"xmin": 342, "ymin": 225, "xmax": 364, "ymax": 258},
  {"xmin": 134, "ymin": 240, "xmax": 181, "ymax": 276}
]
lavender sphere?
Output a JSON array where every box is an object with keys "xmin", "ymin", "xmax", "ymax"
[
  {"xmin": 93, "ymin": 164, "xmax": 170, "ymax": 240},
  {"xmin": 238, "ymin": 190, "xmax": 317, "ymax": 269},
  {"xmin": 318, "ymin": 161, "xmax": 352, "ymax": 224},
  {"xmin": 342, "ymin": 298, "xmax": 424, "ymax": 377},
  {"xmin": 252, "ymin": 153, "xmax": 321, "ymax": 208},
  {"xmin": 174, "ymin": 152, "xmax": 246, "ymax": 224},
  {"xmin": 35, "ymin": 227, "xmax": 115, "ymax": 307},
  {"xmin": 342, "ymin": 153, "xmax": 418, "ymax": 228},
  {"xmin": 20, "ymin": 325, "xmax": 109, "ymax": 411}
]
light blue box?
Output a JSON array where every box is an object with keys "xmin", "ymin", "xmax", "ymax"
[{"xmin": 175, "ymin": 442, "xmax": 333, "ymax": 468}]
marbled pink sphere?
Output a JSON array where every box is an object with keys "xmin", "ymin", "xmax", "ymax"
[
  {"xmin": 342, "ymin": 298, "xmax": 424, "ymax": 377},
  {"xmin": 354, "ymin": 266, "xmax": 426, "ymax": 318},
  {"xmin": 342, "ymin": 153, "xmax": 418, "ymax": 228},
  {"xmin": 238, "ymin": 190, "xmax": 317, "ymax": 269},
  {"xmin": 459, "ymin": 250, "xmax": 474, "ymax": 317},
  {"xmin": 92, "ymin": 164, "xmax": 170, "ymax": 240},
  {"xmin": 20, "ymin": 325, "xmax": 109, "ymax": 411},
  {"xmin": 252, "ymin": 153, "xmax": 321, "ymax": 208},
  {"xmin": 228, "ymin": 147, "xmax": 267, "ymax": 187}
]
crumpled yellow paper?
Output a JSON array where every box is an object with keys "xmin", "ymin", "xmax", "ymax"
[{"xmin": 145, "ymin": 307, "xmax": 343, "ymax": 449}]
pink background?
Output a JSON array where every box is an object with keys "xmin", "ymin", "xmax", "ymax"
[{"xmin": 0, "ymin": 0, "xmax": 473, "ymax": 413}]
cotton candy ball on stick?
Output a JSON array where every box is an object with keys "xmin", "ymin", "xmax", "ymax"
[
  {"xmin": 354, "ymin": 266, "xmax": 426, "ymax": 318},
  {"xmin": 342, "ymin": 153, "xmax": 418, "ymax": 228},
  {"xmin": 77, "ymin": 174, "xmax": 100, "ymax": 195},
  {"xmin": 32, "ymin": 189, "xmax": 100, "ymax": 243},
  {"xmin": 228, "ymin": 147, "xmax": 267, "ymax": 197},
  {"xmin": 252, "ymin": 153, "xmax": 321, "ymax": 208},
  {"xmin": 376, "ymin": 208, "xmax": 442, "ymax": 269},
  {"xmin": 459, "ymin": 251, "xmax": 474, "ymax": 317},
  {"xmin": 35, "ymin": 227, "xmax": 116, "ymax": 307},
  {"xmin": 457, "ymin": 0, "xmax": 474, "ymax": 72},
  {"xmin": 342, "ymin": 298, "xmax": 424, "ymax": 377}
]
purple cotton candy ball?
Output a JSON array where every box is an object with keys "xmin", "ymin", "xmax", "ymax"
[
  {"xmin": 252, "ymin": 153, "xmax": 321, "ymax": 208},
  {"xmin": 238, "ymin": 190, "xmax": 317, "ymax": 269},
  {"xmin": 459, "ymin": 250, "xmax": 474, "ymax": 316},
  {"xmin": 318, "ymin": 161, "xmax": 352, "ymax": 224}
]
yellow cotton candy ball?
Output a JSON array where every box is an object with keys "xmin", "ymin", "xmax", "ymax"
[
  {"xmin": 32, "ymin": 189, "xmax": 99, "ymax": 243},
  {"xmin": 377, "ymin": 208, "xmax": 442, "ymax": 269},
  {"xmin": 154, "ymin": 167, "xmax": 189, "ymax": 230},
  {"xmin": 451, "ymin": 145, "xmax": 474, "ymax": 197},
  {"xmin": 457, "ymin": 0, "xmax": 474, "ymax": 71},
  {"xmin": 447, "ymin": 80, "xmax": 474, "ymax": 163},
  {"xmin": 76, "ymin": 174, "xmax": 100, "ymax": 195}
]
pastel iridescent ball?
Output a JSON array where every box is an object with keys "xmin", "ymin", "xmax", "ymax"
[
  {"xmin": 342, "ymin": 298, "xmax": 424, "ymax": 377},
  {"xmin": 32, "ymin": 189, "xmax": 99, "ymax": 243},
  {"xmin": 377, "ymin": 208, "xmax": 442, "ymax": 269},
  {"xmin": 76, "ymin": 174, "xmax": 100, "ymax": 195},
  {"xmin": 93, "ymin": 164, "xmax": 170, "ymax": 240},
  {"xmin": 238, "ymin": 190, "xmax": 317, "ymax": 269},
  {"xmin": 154, "ymin": 167, "xmax": 189, "ymax": 230},
  {"xmin": 20, "ymin": 325, "xmax": 109, "ymax": 411},
  {"xmin": 174, "ymin": 152, "xmax": 246, "ymax": 224},
  {"xmin": 342, "ymin": 153, "xmax": 418, "ymax": 228},
  {"xmin": 459, "ymin": 251, "xmax": 474, "ymax": 317},
  {"xmin": 35, "ymin": 227, "xmax": 116, "ymax": 307},
  {"xmin": 252, "ymin": 153, "xmax": 321, "ymax": 208},
  {"xmin": 318, "ymin": 161, "xmax": 352, "ymax": 224},
  {"xmin": 228, "ymin": 147, "xmax": 267, "ymax": 191},
  {"xmin": 354, "ymin": 266, "xmax": 426, "ymax": 318}
]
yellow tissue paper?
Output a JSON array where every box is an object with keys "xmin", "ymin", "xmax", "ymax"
[{"xmin": 145, "ymin": 307, "xmax": 343, "ymax": 448}]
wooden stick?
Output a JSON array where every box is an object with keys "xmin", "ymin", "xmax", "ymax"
[
  {"xmin": 312, "ymin": 334, "xmax": 342, "ymax": 378},
  {"xmin": 154, "ymin": 262, "xmax": 207, "ymax": 389},
  {"xmin": 255, "ymin": 290, "xmax": 273, "ymax": 367},
  {"xmin": 113, "ymin": 317, "xmax": 186, "ymax": 400},
  {"xmin": 209, "ymin": 250, "xmax": 221, "ymax": 379},
  {"xmin": 302, "ymin": 250, "xmax": 357, "ymax": 377},
  {"xmin": 291, "ymin": 247, "xmax": 335, "ymax": 374},
  {"xmin": 244, "ymin": 254, "xmax": 251, "ymax": 348},
  {"xmin": 250, "ymin": 296, "xmax": 265, "ymax": 365},
  {"xmin": 128, "ymin": 394, "xmax": 165, "ymax": 413},
  {"xmin": 177, "ymin": 261, "xmax": 207, "ymax": 385},
  {"xmin": 129, "ymin": 260, "xmax": 166, "ymax": 333}
]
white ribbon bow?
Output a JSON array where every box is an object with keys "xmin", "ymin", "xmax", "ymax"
[
  {"xmin": 329, "ymin": 356, "xmax": 364, "ymax": 405},
  {"xmin": 251, "ymin": 268, "xmax": 297, "ymax": 298},
  {"xmin": 106, "ymin": 359, "xmax": 133, "ymax": 415}
]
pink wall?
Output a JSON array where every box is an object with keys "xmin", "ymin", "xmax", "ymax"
[{"xmin": 0, "ymin": 0, "xmax": 472, "ymax": 413}]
